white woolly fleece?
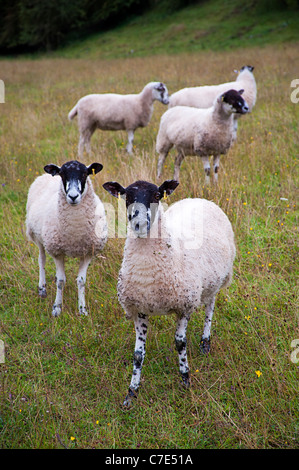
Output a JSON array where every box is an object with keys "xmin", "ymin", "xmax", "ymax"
[
  {"xmin": 169, "ymin": 67, "xmax": 257, "ymax": 112},
  {"xmin": 117, "ymin": 198, "xmax": 235, "ymax": 320}
]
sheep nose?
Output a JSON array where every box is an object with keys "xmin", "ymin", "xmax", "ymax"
[
  {"xmin": 69, "ymin": 194, "xmax": 79, "ymax": 203},
  {"xmin": 135, "ymin": 223, "xmax": 140, "ymax": 231}
]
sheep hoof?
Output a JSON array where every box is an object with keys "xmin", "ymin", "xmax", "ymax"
[
  {"xmin": 78, "ymin": 306, "xmax": 88, "ymax": 316},
  {"xmin": 122, "ymin": 388, "xmax": 138, "ymax": 408},
  {"xmin": 200, "ymin": 337, "xmax": 210, "ymax": 355},
  {"xmin": 180, "ymin": 372, "xmax": 190, "ymax": 389},
  {"xmin": 52, "ymin": 304, "xmax": 62, "ymax": 317},
  {"xmin": 38, "ymin": 287, "xmax": 47, "ymax": 298}
]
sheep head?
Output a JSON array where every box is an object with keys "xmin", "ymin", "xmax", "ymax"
[
  {"xmin": 44, "ymin": 160, "xmax": 103, "ymax": 205},
  {"xmin": 219, "ymin": 89, "xmax": 249, "ymax": 115},
  {"xmin": 103, "ymin": 179, "xmax": 178, "ymax": 238}
]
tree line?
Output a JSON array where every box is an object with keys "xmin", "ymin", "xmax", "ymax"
[{"xmin": 0, "ymin": 0, "xmax": 200, "ymax": 54}]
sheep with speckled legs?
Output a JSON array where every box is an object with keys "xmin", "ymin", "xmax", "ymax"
[
  {"xmin": 156, "ymin": 89, "xmax": 249, "ymax": 184},
  {"xmin": 169, "ymin": 65, "xmax": 257, "ymax": 141},
  {"xmin": 68, "ymin": 82, "xmax": 169, "ymax": 156},
  {"xmin": 103, "ymin": 179, "xmax": 236, "ymax": 407},
  {"xmin": 26, "ymin": 160, "xmax": 108, "ymax": 317}
]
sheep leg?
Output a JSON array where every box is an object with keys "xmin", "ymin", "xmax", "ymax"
[
  {"xmin": 200, "ymin": 297, "xmax": 216, "ymax": 354},
  {"xmin": 123, "ymin": 313, "xmax": 149, "ymax": 407},
  {"xmin": 232, "ymin": 116, "xmax": 238, "ymax": 143},
  {"xmin": 37, "ymin": 242, "xmax": 47, "ymax": 298},
  {"xmin": 157, "ymin": 152, "xmax": 168, "ymax": 180},
  {"xmin": 175, "ymin": 315, "xmax": 190, "ymax": 388},
  {"xmin": 173, "ymin": 151, "xmax": 184, "ymax": 180},
  {"xmin": 213, "ymin": 155, "xmax": 220, "ymax": 184},
  {"xmin": 78, "ymin": 129, "xmax": 93, "ymax": 157},
  {"xmin": 126, "ymin": 130, "xmax": 135, "ymax": 154},
  {"xmin": 201, "ymin": 156, "xmax": 211, "ymax": 185},
  {"xmin": 52, "ymin": 256, "xmax": 66, "ymax": 317},
  {"xmin": 77, "ymin": 255, "xmax": 92, "ymax": 315}
]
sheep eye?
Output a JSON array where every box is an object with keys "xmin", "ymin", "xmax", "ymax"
[{"xmin": 154, "ymin": 191, "xmax": 160, "ymax": 201}]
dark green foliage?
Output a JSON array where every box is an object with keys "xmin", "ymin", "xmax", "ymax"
[
  {"xmin": 0, "ymin": 0, "xmax": 148, "ymax": 52},
  {"xmin": 3, "ymin": 0, "xmax": 297, "ymax": 54}
]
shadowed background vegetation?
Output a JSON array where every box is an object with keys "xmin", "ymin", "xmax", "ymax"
[
  {"xmin": 0, "ymin": 0, "xmax": 298, "ymax": 450},
  {"xmin": 0, "ymin": 0, "xmax": 299, "ymax": 55}
]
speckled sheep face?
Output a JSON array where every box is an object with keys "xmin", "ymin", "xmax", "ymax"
[
  {"xmin": 103, "ymin": 179, "xmax": 179, "ymax": 238},
  {"xmin": 220, "ymin": 89, "xmax": 249, "ymax": 115},
  {"xmin": 44, "ymin": 160, "xmax": 103, "ymax": 205},
  {"xmin": 153, "ymin": 82, "xmax": 169, "ymax": 105}
]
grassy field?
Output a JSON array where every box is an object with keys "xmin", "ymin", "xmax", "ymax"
[
  {"xmin": 54, "ymin": 0, "xmax": 299, "ymax": 60},
  {"xmin": 0, "ymin": 41, "xmax": 298, "ymax": 449}
]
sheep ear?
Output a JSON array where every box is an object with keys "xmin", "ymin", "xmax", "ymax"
[
  {"xmin": 238, "ymin": 89, "xmax": 245, "ymax": 95},
  {"xmin": 44, "ymin": 164, "xmax": 61, "ymax": 176},
  {"xmin": 158, "ymin": 180, "xmax": 179, "ymax": 198},
  {"xmin": 87, "ymin": 163, "xmax": 103, "ymax": 175},
  {"xmin": 103, "ymin": 181, "xmax": 126, "ymax": 198}
]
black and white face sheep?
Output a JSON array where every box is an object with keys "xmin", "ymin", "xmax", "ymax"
[
  {"xmin": 156, "ymin": 89, "xmax": 249, "ymax": 184},
  {"xmin": 45, "ymin": 160, "xmax": 99, "ymax": 205},
  {"xmin": 168, "ymin": 65, "xmax": 257, "ymax": 139},
  {"xmin": 103, "ymin": 179, "xmax": 178, "ymax": 238},
  {"xmin": 26, "ymin": 160, "xmax": 108, "ymax": 317},
  {"xmin": 103, "ymin": 179, "xmax": 236, "ymax": 407}
]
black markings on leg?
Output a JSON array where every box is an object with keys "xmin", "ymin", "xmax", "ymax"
[
  {"xmin": 175, "ymin": 336, "xmax": 187, "ymax": 354},
  {"xmin": 124, "ymin": 313, "xmax": 149, "ymax": 406},
  {"xmin": 175, "ymin": 316, "xmax": 190, "ymax": 388},
  {"xmin": 200, "ymin": 336, "xmax": 211, "ymax": 355},
  {"xmin": 133, "ymin": 350, "xmax": 143, "ymax": 368},
  {"xmin": 180, "ymin": 371, "xmax": 190, "ymax": 388}
]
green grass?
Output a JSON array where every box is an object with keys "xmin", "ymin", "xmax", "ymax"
[
  {"xmin": 0, "ymin": 3, "xmax": 298, "ymax": 448},
  {"xmin": 48, "ymin": 0, "xmax": 299, "ymax": 60}
]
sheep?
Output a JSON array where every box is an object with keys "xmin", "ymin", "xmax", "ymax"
[
  {"xmin": 68, "ymin": 82, "xmax": 169, "ymax": 157},
  {"xmin": 103, "ymin": 179, "xmax": 236, "ymax": 407},
  {"xmin": 26, "ymin": 160, "xmax": 108, "ymax": 317},
  {"xmin": 156, "ymin": 89, "xmax": 249, "ymax": 184},
  {"xmin": 169, "ymin": 65, "xmax": 256, "ymax": 141}
]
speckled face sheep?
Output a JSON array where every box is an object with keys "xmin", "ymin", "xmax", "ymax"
[
  {"xmin": 169, "ymin": 65, "xmax": 256, "ymax": 141},
  {"xmin": 26, "ymin": 160, "xmax": 108, "ymax": 317},
  {"xmin": 103, "ymin": 179, "xmax": 236, "ymax": 407},
  {"xmin": 68, "ymin": 82, "xmax": 169, "ymax": 156},
  {"xmin": 156, "ymin": 89, "xmax": 249, "ymax": 184}
]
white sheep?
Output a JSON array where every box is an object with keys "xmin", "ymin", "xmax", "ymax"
[
  {"xmin": 26, "ymin": 160, "xmax": 108, "ymax": 317},
  {"xmin": 169, "ymin": 65, "xmax": 257, "ymax": 140},
  {"xmin": 68, "ymin": 82, "xmax": 169, "ymax": 156},
  {"xmin": 156, "ymin": 89, "xmax": 249, "ymax": 184},
  {"xmin": 103, "ymin": 179, "xmax": 236, "ymax": 407}
]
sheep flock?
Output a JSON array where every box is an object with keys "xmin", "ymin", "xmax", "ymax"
[{"xmin": 26, "ymin": 65, "xmax": 257, "ymax": 407}]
